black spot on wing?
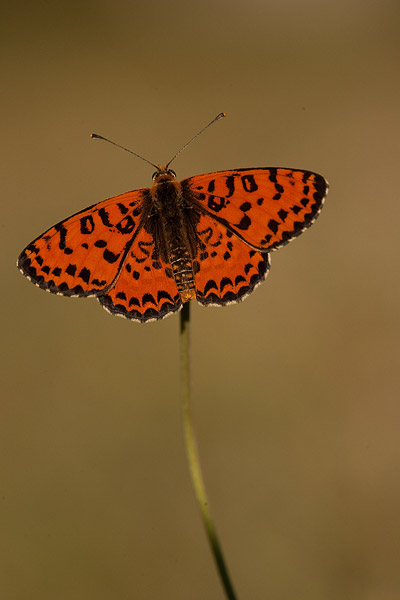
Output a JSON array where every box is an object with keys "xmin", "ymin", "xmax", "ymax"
[
  {"xmin": 241, "ymin": 174, "xmax": 258, "ymax": 192},
  {"xmin": 235, "ymin": 275, "xmax": 246, "ymax": 285},
  {"xmin": 98, "ymin": 208, "xmax": 112, "ymax": 227},
  {"xmin": 66, "ymin": 264, "xmax": 77, "ymax": 276},
  {"xmin": 268, "ymin": 219, "xmax": 279, "ymax": 234},
  {"xmin": 204, "ymin": 279, "xmax": 218, "ymax": 294},
  {"xmin": 129, "ymin": 296, "xmax": 140, "ymax": 307},
  {"xmin": 157, "ymin": 290, "xmax": 175, "ymax": 302},
  {"xmin": 207, "ymin": 195, "xmax": 225, "ymax": 212},
  {"xmin": 207, "ymin": 179, "xmax": 215, "ymax": 192},
  {"xmin": 225, "ymin": 175, "xmax": 235, "ymax": 197},
  {"xmin": 55, "ymin": 224, "xmax": 73, "ymax": 255},
  {"xmin": 268, "ymin": 168, "xmax": 278, "ymax": 183},
  {"xmin": 103, "ymin": 249, "xmax": 120, "ymax": 264},
  {"xmin": 220, "ymin": 277, "xmax": 233, "ymax": 291},
  {"xmin": 78, "ymin": 267, "xmax": 91, "ymax": 284},
  {"xmin": 91, "ymin": 278, "xmax": 107, "ymax": 287},
  {"xmin": 116, "ymin": 215, "xmax": 135, "ymax": 234},
  {"xmin": 80, "ymin": 215, "xmax": 95, "ymax": 234},
  {"xmin": 117, "ymin": 203, "xmax": 129, "ymax": 214},
  {"xmin": 234, "ymin": 214, "xmax": 251, "ymax": 231}
]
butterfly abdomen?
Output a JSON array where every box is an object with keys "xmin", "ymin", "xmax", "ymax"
[{"xmin": 150, "ymin": 175, "xmax": 199, "ymax": 302}]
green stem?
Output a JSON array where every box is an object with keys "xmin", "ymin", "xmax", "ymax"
[{"xmin": 179, "ymin": 301, "xmax": 239, "ymax": 600}]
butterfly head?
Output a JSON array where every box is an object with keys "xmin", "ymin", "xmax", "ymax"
[{"xmin": 152, "ymin": 165, "xmax": 177, "ymax": 182}]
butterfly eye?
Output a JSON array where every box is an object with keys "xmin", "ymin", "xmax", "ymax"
[{"xmin": 152, "ymin": 169, "xmax": 176, "ymax": 181}]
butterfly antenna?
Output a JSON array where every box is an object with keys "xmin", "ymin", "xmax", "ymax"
[
  {"xmin": 90, "ymin": 133, "xmax": 158, "ymax": 169},
  {"xmin": 165, "ymin": 112, "xmax": 226, "ymax": 169}
]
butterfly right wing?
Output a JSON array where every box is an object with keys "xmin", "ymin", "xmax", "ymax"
[
  {"xmin": 193, "ymin": 212, "xmax": 270, "ymax": 306},
  {"xmin": 182, "ymin": 168, "xmax": 328, "ymax": 252},
  {"xmin": 179, "ymin": 167, "xmax": 327, "ymax": 307}
]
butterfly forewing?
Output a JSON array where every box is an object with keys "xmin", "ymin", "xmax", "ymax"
[
  {"xmin": 183, "ymin": 168, "xmax": 328, "ymax": 251},
  {"xmin": 18, "ymin": 189, "xmax": 145, "ymax": 296}
]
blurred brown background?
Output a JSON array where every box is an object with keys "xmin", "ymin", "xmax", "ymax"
[{"xmin": 2, "ymin": 1, "xmax": 399, "ymax": 598}]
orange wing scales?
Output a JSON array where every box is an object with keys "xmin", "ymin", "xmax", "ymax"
[
  {"xmin": 194, "ymin": 213, "xmax": 270, "ymax": 305},
  {"xmin": 183, "ymin": 168, "xmax": 327, "ymax": 251}
]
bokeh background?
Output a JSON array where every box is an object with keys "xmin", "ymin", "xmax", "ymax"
[{"xmin": 2, "ymin": 1, "xmax": 399, "ymax": 598}]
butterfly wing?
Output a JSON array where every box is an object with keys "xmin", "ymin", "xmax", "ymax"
[
  {"xmin": 18, "ymin": 188, "xmax": 182, "ymax": 321},
  {"xmin": 18, "ymin": 189, "xmax": 148, "ymax": 297},
  {"xmin": 194, "ymin": 212, "xmax": 270, "ymax": 305},
  {"xmin": 182, "ymin": 168, "xmax": 328, "ymax": 251},
  {"xmin": 99, "ymin": 225, "xmax": 182, "ymax": 322}
]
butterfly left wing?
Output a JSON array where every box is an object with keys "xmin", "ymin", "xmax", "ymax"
[
  {"xmin": 182, "ymin": 168, "xmax": 328, "ymax": 252},
  {"xmin": 99, "ymin": 225, "xmax": 182, "ymax": 322},
  {"xmin": 18, "ymin": 189, "xmax": 147, "ymax": 297}
]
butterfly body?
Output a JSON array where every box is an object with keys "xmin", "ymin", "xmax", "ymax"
[
  {"xmin": 143, "ymin": 169, "xmax": 200, "ymax": 302},
  {"xmin": 18, "ymin": 166, "xmax": 328, "ymax": 322}
]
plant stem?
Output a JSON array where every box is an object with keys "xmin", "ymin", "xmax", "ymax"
[{"xmin": 179, "ymin": 301, "xmax": 238, "ymax": 600}]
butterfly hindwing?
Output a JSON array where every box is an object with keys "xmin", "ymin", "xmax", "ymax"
[
  {"xmin": 183, "ymin": 168, "xmax": 328, "ymax": 252},
  {"xmin": 194, "ymin": 212, "xmax": 270, "ymax": 306},
  {"xmin": 18, "ymin": 189, "xmax": 146, "ymax": 296},
  {"xmin": 99, "ymin": 225, "xmax": 182, "ymax": 322}
]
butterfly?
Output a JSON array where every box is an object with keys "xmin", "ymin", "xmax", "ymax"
[{"xmin": 17, "ymin": 117, "xmax": 328, "ymax": 322}]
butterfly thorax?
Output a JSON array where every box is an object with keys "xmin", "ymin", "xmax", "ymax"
[{"xmin": 145, "ymin": 173, "xmax": 199, "ymax": 302}]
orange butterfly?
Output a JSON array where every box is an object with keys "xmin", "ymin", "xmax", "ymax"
[{"xmin": 18, "ymin": 115, "xmax": 328, "ymax": 322}]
